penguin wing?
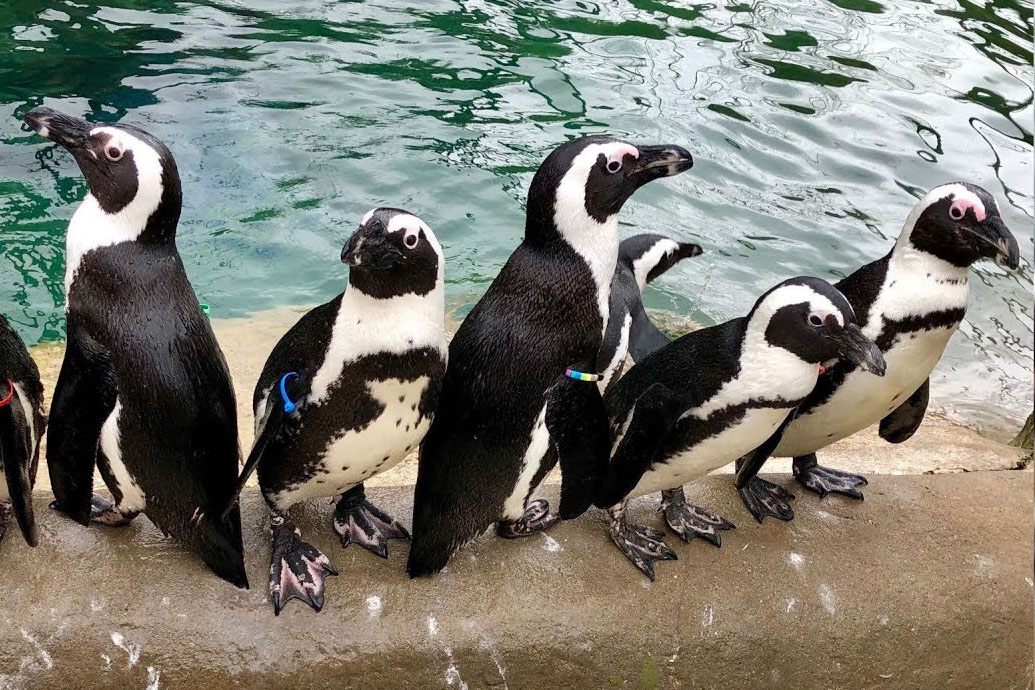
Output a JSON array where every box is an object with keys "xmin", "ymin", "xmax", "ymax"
[
  {"xmin": 595, "ymin": 383, "xmax": 684, "ymax": 509},
  {"xmin": 224, "ymin": 373, "xmax": 309, "ymax": 519},
  {"xmin": 545, "ymin": 375, "xmax": 610, "ymax": 519},
  {"xmin": 879, "ymin": 378, "xmax": 929, "ymax": 444},
  {"xmin": 0, "ymin": 386, "xmax": 37, "ymax": 546},
  {"xmin": 46, "ymin": 327, "xmax": 117, "ymax": 525},
  {"xmin": 734, "ymin": 410, "xmax": 798, "ymax": 489}
]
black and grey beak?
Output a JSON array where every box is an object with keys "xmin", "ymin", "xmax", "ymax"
[
  {"xmin": 629, "ymin": 145, "xmax": 694, "ymax": 184},
  {"xmin": 23, "ymin": 107, "xmax": 92, "ymax": 151},
  {"xmin": 341, "ymin": 219, "xmax": 403, "ymax": 270},
  {"xmin": 978, "ymin": 214, "xmax": 1020, "ymax": 270},
  {"xmin": 828, "ymin": 322, "xmax": 886, "ymax": 376}
]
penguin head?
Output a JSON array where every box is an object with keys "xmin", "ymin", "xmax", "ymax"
[
  {"xmin": 618, "ymin": 233, "xmax": 703, "ymax": 290},
  {"xmin": 750, "ymin": 277, "xmax": 886, "ymax": 376},
  {"xmin": 23, "ymin": 107, "xmax": 180, "ymax": 236},
  {"xmin": 341, "ymin": 208, "xmax": 443, "ymax": 298},
  {"xmin": 900, "ymin": 183, "xmax": 1019, "ymax": 270},
  {"xmin": 525, "ymin": 136, "xmax": 693, "ymax": 246}
]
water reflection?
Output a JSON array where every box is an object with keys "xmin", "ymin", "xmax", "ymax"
[{"xmin": 0, "ymin": 0, "xmax": 1030, "ymax": 433}]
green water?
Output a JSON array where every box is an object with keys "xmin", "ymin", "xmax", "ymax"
[{"xmin": 0, "ymin": 0, "xmax": 1031, "ymax": 432}]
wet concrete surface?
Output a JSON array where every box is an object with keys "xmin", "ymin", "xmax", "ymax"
[{"xmin": 1, "ymin": 473, "xmax": 1031, "ymax": 690}]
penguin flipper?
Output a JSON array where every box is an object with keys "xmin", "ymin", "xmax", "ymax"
[
  {"xmin": 627, "ymin": 298, "xmax": 674, "ymax": 363},
  {"xmin": 595, "ymin": 383, "xmax": 684, "ymax": 510},
  {"xmin": 879, "ymin": 378, "xmax": 929, "ymax": 444},
  {"xmin": 0, "ymin": 392, "xmax": 37, "ymax": 546},
  {"xmin": 735, "ymin": 411, "xmax": 797, "ymax": 523},
  {"xmin": 47, "ymin": 332, "xmax": 117, "ymax": 526},
  {"xmin": 545, "ymin": 376, "xmax": 610, "ymax": 519}
]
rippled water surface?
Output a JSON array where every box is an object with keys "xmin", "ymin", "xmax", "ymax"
[{"xmin": 0, "ymin": 0, "xmax": 1031, "ymax": 433}]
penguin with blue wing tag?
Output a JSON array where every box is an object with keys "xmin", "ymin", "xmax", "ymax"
[{"xmin": 229, "ymin": 208, "xmax": 447, "ymax": 614}]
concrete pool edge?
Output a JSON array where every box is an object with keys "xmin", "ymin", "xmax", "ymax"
[{"xmin": 1, "ymin": 472, "xmax": 1032, "ymax": 690}]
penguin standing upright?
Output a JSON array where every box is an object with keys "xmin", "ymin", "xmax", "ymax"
[
  {"xmin": 733, "ymin": 183, "xmax": 1020, "ymax": 521},
  {"xmin": 229, "ymin": 208, "xmax": 447, "ymax": 614},
  {"xmin": 23, "ymin": 107, "xmax": 247, "ymax": 587},
  {"xmin": 0, "ymin": 315, "xmax": 46, "ymax": 547},
  {"xmin": 408, "ymin": 136, "xmax": 694, "ymax": 577},
  {"xmin": 600, "ymin": 233, "xmax": 702, "ymax": 391},
  {"xmin": 597, "ymin": 277, "xmax": 886, "ymax": 579}
]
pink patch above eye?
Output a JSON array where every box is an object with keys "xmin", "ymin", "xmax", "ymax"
[{"xmin": 951, "ymin": 197, "xmax": 986, "ymax": 222}]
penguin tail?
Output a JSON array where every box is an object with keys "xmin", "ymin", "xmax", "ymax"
[
  {"xmin": 0, "ymin": 395, "xmax": 38, "ymax": 546},
  {"xmin": 195, "ymin": 503, "xmax": 249, "ymax": 589}
]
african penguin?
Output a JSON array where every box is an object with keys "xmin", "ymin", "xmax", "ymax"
[
  {"xmin": 599, "ymin": 233, "xmax": 702, "ymax": 392},
  {"xmin": 0, "ymin": 315, "xmax": 46, "ymax": 548},
  {"xmin": 734, "ymin": 183, "xmax": 1020, "ymax": 521},
  {"xmin": 23, "ymin": 107, "xmax": 247, "ymax": 587},
  {"xmin": 408, "ymin": 136, "xmax": 694, "ymax": 577},
  {"xmin": 597, "ymin": 277, "xmax": 885, "ymax": 580},
  {"xmin": 229, "ymin": 208, "xmax": 446, "ymax": 614}
]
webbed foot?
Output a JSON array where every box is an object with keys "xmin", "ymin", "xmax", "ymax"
[
  {"xmin": 497, "ymin": 499, "xmax": 558, "ymax": 539},
  {"xmin": 660, "ymin": 487, "xmax": 735, "ymax": 546},
  {"xmin": 333, "ymin": 486, "xmax": 410, "ymax": 559},
  {"xmin": 90, "ymin": 494, "xmax": 136, "ymax": 527},
  {"xmin": 609, "ymin": 508, "xmax": 677, "ymax": 581},
  {"xmin": 793, "ymin": 454, "xmax": 867, "ymax": 499},
  {"xmin": 738, "ymin": 477, "xmax": 795, "ymax": 523},
  {"xmin": 270, "ymin": 517, "xmax": 337, "ymax": 615}
]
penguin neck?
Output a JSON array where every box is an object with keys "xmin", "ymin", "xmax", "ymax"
[
  {"xmin": 734, "ymin": 315, "xmax": 820, "ymax": 405},
  {"xmin": 878, "ymin": 233, "xmax": 971, "ymax": 331},
  {"xmin": 308, "ymin": 279, "xmax": 446, "ymax": 405},
  {"xmin": 64, "ymin": 164, "xmax": 181, "ymax": 299},
  {"xmin": 530, "ymin": 212, "xmax": 619, "ymax": 331}
]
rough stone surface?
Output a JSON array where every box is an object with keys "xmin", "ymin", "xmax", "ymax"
[{"xmin": 1, "ymin": 473, "xmax": 1031, "ymax": 690}]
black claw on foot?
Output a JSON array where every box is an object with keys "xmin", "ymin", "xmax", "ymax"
[
  {"xmin": 270, "ymin": 517, "xmax": 337, "ymax": 615},
  {"xmin": 739, "ymin": 477, "xmax": 795, "ymax": 523},
  {"xmin": 333, "ymin": 490, "xmax": 410, "ymax": 559},
  {"xmin": 497, "ymin": 499, "xmax": 558, "ymax": 539},
  {"xmin": 90, "ymin": 494, "xmax": 135, "ymax": 527},
  {"xmin": 793, "ymin": 457, "xmax": 867, "ymax": 499},
  {"xmin": 609, "ymin": 513, "xmax": 677, "ymax": 581},
  {"xmin": 660, "ymin": 488, "xmax": 735, "ymax": 546}
]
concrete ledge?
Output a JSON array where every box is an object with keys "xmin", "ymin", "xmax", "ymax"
[{"xmin": 1, "ymin": 473, "xmax": 1032, "ymax": 689}]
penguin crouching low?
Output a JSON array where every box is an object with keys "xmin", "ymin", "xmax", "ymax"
[
  {"xmin": 598, "ymin": 277, "xmax": 886, "ymax": 580},
  {"xmin": 0, "ymin": 315, "xmax": 46, "ymax": 548},
  {"xmin": 408, "ymin": 136, "xmax": 694, "ymax": 578},
  {"xmin": 23, "ymin": 107, "xmax": 247, "ymax": 588},
  {"xmin": 232, "ymin": 208, "xmax": 447, "ymax": 614}
]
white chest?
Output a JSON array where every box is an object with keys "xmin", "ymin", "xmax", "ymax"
[
  {"xmin": 629, "ymin": 405, "xmax": 792, "ymax": 500},
  {"xmin": 778, "ymin": 325, "xmax": 955, "ymax": 457},
  {"xmin": 275, "ymin": 377, "xmax": 431, "ymax": 507}
]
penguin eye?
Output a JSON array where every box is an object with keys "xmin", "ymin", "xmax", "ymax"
[
  {"xmin": 808, "ymin": 313, "xmax": 825, "ymax": 327},
  {"xmin": 403, "ymin": 230, "xmax": 420, "ymax": 249},
  {"xmin": 105, "ymin": 145, "xmax": 123, "ymax": 161},
  {"xmin": 606, "ymin": 159, "xmax": 622, "ymax": 174},
  {"xmin": 949, "ymin": 204, "xmax": 964, "ymax": 221}
]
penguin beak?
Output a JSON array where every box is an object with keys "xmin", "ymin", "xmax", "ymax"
[
  {"xmin": 977, "ymin": 214, "xmax": 1019, "ymax": 270},
  {"xmin": 828, "ymin": 323, "xmax": 886, "ymax": 376},
  {"xmin": 629, "ymin": 145, "xmax": 694, "ymax": 185},
  {"xmin": 341, "ymin": 221, "xmax": 403, "ymax": 270},
  {"xmin": 23, "ymin": 107, "xmax": 91, "ymax": 151}
]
